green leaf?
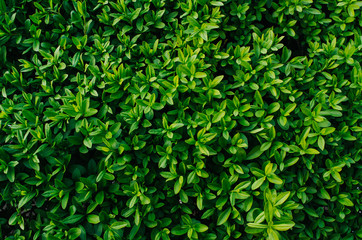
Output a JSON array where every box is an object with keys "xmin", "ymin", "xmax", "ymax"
[
  {"xmin": 307, "ymin": 8, "xmax": 321, "ymax": 15},
  {"xmin": 278, "ymin": 116, "xmax": 287, "ymax": 127},
  {"xmin": 331, "ymin": 171, "xmax": 342, "ymax": 182},
  {"xmin": 197, "ymin": 195, "xmax": 203, "ymax": 210},
  {"xmin": 194, "ymin": 223, "xmax": 208, "ymax": 233},
  {"xmin": 87, "ymin": 214, "xmax": 100, "ymax": 224},
  {"xmin": 187, "ymin": 16, "xmax": 200, "ymax": 27},
  {"xmin": 96, "ymin": 191, "xmax": 104, "ymax": 205},
  {"xmin": 267, "ymin": 174, "xmax": 283, "ymax": 185},
  {"xmin": 320, "ymin": 127, "xmax": 335, "ymax": 135},
  {"xmin": 217, "ymin": 207, "xmax": 231, "ymax": 225},
  {"xmin": 18, "ymin": 192, "xmax": 36, "ymax": 208},
  {"xmin": 247, "ymin": 223, "xmax": 268, "ymax": 229},
  {"xmin": 275, "ymin": 192, "xmax": 290, "ymax": 206},
  {"xmin": 171, "ymin": 226, "xmax": 188, "ymax": 235},
  {"xmin": 252, "ymin": 177, "xmax": 265, "ymax": 190},
  {"xmin": 357, "ymin": 228, "xmax": 362, "ymax": 238},
  {"xmin": 0, "ymin": 0, "xmax": 6, "ymax": 13},
  {"xmin": 129, "ymin": 223, "xmax": 141, "ymax": 239},
  {"xmin": 199, "ymin": 31, "xmax": 208, "ymax": 41},
  {"xmin": 211, "ymin": 75, "xmax": 224, "ymax": 87},
  {"xmin": 72, "ymin": 37, "xmax": 82, "ymax": 49},
  {"xmin": 318, "ymin": 136, "xmax": 325, "ymax": 150},
  {"xmin": 268, "ymin": 229, "xmax": 280, "ymax": 240},
  {"xmin": 272, "ymin": 221, "xmax": 295, "ymax": 231},
  {"xmin": 195, "ymin": 72, "xmax": 207, "ymax": 78},
  {"xmin": 201, "ymin": 209, "xmax": 215, "ymax": 219},
  {"xmin": 210, "ymin": 1, "xmax": 224, "ymax": 6},
  {"xmin": 338, "ymin": 197, "xmax": 354, "ymax": 206},
  {"xmin": 212, "ymin": 111, "xmax": 225, "ymax": 123},
  {"xmin": 320, "ymin": 188, "xmax": 330, "ymax": 200},
  {"xmin": 264, "ymin": 163, "xmax": 273, "ymax": 175},
  {"xmin": 299, "ymin": 127, "xmax": 310, "ymax": 144},
  {"xmin": 235, "ymin": 192, "xmax": 250, "ymax": 200},
  {"xmin": 84, "ymin": 108, "xmax": 98, "ymax": 117},
  {"xmin": 68, "ymin": 228, "xmax": 82, "ymax": 240},
  {"xmin": 174, "ymin": 176, "xmax": 183, "ymax": 194},
  {"xmin": 304, "ymin": 148, "xmax": 320, "ymax": 155},
  {"xmin": 246, "ymin": 146, "xmax": 263, "ymax": 160},
  {"xmin": 283, "ymin": 103, "xmax": 297, "ymax": 116},
  {"xmin": 62, "ymin": 215, "xmax": 84, "ymax": 224},
  {"xmin": 152, "ymin": 103, "xmax": 164, "ymax": 110},
  {"xmin": 260, "ymin": 142, "xmax": 272, "ymax": 152},
  {"xmin": 7, "ymin": 166, "xmax": 15, "ymax": 182},
  {"xmin": 83, "ymin": 138, "xmax": 92, "ymax": 148},
  {"xmin": 245, "ymin": 226, "xmax": 265, "ymax": 234},
  {"xmin": 254, "ymin": 90, "xmax": 264, "ymax": 106},
  {"xmin": 285, "ymin": 157, "xmax": 299, "ymax": 167},
  {"xmin": 320, "ymin": 110, "xmax": 342, "ymax": 117},
  {"xmin": 96, "ymin": 170, "xmax": 105, "ymax": 182},
  {"xmin": 8, "ymin": 212, "xmax": 18, "ymax": 226},
  {"xmin": 347, "ymin": 5, "xmax": 355, "ymax": 16},
  {"xmin": 129, "ymin": 195, "xmax": 138, "ymax": 208},
  {"xmin": 304, "ymin": 208, "xmax": 319, "ymax": 218},
  {"xmin": 268, "ymin": 102, "xmax": 280, "ymax": 113},
  {"xmin": 111, "ymin": 221, "xmax": 130, "ymax": 229}
]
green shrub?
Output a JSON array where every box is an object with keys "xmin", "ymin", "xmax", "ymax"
[{"xmin": 0, "ymin": 0, "xmax": 361, "ymax": 239}]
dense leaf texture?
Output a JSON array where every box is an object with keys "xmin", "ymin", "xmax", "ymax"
[{"xmin": 0, "ymin": 0, "xmax": 361, "ymax": 239}]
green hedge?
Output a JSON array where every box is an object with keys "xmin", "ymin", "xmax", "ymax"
[{"xmin": 0, "ymin": 0, "xmax": 361, "ymax": 239}]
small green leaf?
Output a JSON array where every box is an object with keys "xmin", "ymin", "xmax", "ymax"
[
  {"xmin": 268, "ymin": 102, "xmax": 280, "ymax": 113},
  {"xmin": 254, "ymin": 90, "xmax": 264, "ymax": 106},
  {"xmin": 96, "ymin": 191, "xmax": 104, "ymax": 205},
  {"xmin": 212, "ymin": 111, "xmax": 225, "ymax": 123},
  {"xmin": 320, "ymin": 188, "xmax": 330, "ymax": 200},
  {"xmin": 201, "ymin": 209, "xmax": 215, "ymax": 219},
  {"xmin": 174, "ymin": 176, "xmax": 183, "ymax": 194},
  {"xmin": 285, "ymin": 157, "xmax": 299, "ymax": 167},
  {"xmin": 318, "ymin": 136, "xmax": 325, "ymax": 150},
  {"xmin": 304, "ymin": 208, "xmax": 319, "ymax": 218},
  {"xmin": 247, "ymin": 223, "xmax": 268, "ymax": 229},
  {"xmin": 320, "ymin": 110, "xmax": 342, "ymax": 117},
  {"xmin": 283, "ymin": 103, "xmax": 297, "ymax": 116},
  {"xmin": 338, "ymin": 197, "xmax": 354, "ymax": 206},
  {"xmin": 260, "ymin": 142, "xmax": 272, "ymax": 152},
  {"xmin": 331, "ymin": 171, "xmax": 342, "ymax": 182},
  {"xmin": 18, "ymin": 192, "xmax": 36, "ymax": 208},
  {"xmin": 267, "ymin": 174, "xmax": 283, "ymax": 185},
  {"xmin": 111, "ymin": 221, "xmax": 130, "ymax": 229},
  {"xmin": 210, "ymin": 1, "xmax": 224, "ymax": 6},
  {"xmin": 272, "ymin": 221, "xmax": 295, "ymax": 231},
  {"xmin": 8, "ymin": 212, "xmax": 18, "ymax": 226},
  {"xmin": 246, "ymin": 146, "xmax": 263, "ymax": 160},
  {"xmin": 217, "ymin": 207, "xmax": 231, "ymax": 225},
  {"xmin": 152, "ymin": 103, "xmax": 164, "ymax": 110},
  {"xmin": 194, "ymin": 223, "xmax": 208, "ymax": 233},
  {"xmin": 320, "ymin": 127, "xmax": 335, "ymax": 135},
  {"xmin": 278, "ymin": 116, "xmax": 287, "ymax": 127},
  {"xmin": 87, "ymin": 214, "xmax": 100, "ymax": 224},
  {"xmin": 62, "ymin": 215, "xmax": 84, "ymax": 224},
  {"xmin": 275, "ymin": 192, "xmax": 290, "ymax": 206},
  {"xmin": 252, "ymin": 177, "xmax": 265, "ymax": 190},
  {"xmin": 83, "ymin": 138, "xmax": 92, "ymax": 148},
  {"xmin": 195, "ymin": 72, "xmax": 207, "ymax": 78},
  {"xmin": 68, "ymin": 228, "xmax": 82, "ymax": 240},
  {"xmin": 304, "ymin": 148, "xmax": 320, "ymax": 155},
  {"xmin": 245, "ymin": 226, "xmax": 265, "ymax": 234},
  {"xmin": 172, "ymin": 226, "xmax": 188, "ymax": 235}
]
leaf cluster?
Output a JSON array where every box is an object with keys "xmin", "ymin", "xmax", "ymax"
[{"xmin": 0, "ymin": 0, "xmax": 361, "ymax": 240}]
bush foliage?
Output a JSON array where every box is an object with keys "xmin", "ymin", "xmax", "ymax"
[{"xmin": 0, "ymin": 0, "xmax": 362, "ymax": 239}]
